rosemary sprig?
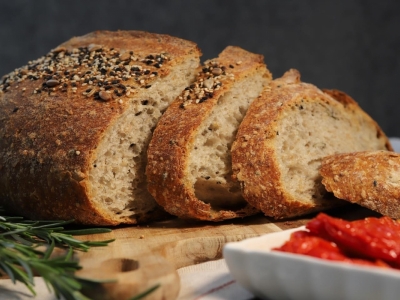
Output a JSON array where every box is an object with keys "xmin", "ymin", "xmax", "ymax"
[{"xmin": 0, "ymin": 210, "xmax": 115, "ymax": 300}]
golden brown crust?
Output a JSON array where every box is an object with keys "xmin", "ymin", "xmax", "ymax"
[
  {"xmin": 320, "ymin": 151, "xmax": 400, "ymax": 219},
  {"xmin": 231, "ymin": 69, "xmax": 392, "ymax": 219},
  {"xmin": 0, "ymin": 30, "xmax": 200, "ymax": 225},
  {"xmin": 146, "ymin": 46, "xmax": 271, "ymax": 221}
]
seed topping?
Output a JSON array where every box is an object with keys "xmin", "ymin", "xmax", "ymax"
[
  {"xmin": 0, "ymin": 45, "xmax": 170, "ymax": 102},
  {"xmin": 179, "ymin": 59, "xmax": 232, "ymax": 108}
]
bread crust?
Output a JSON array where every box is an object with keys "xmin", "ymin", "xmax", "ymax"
[
  {"xmin": 320, "ymin": 151, "xmax": 400, "ymax": 218},
  {"xmin": 0, "ymin": 30, "xmax": 200, "ymax": 225},
  {"xmin": 231, "ymin": 69, "xmax": 392, "ymax": 219},
  {"xmin": 146, "ymin": 46, "xmax": 271, "ymax": 221}
]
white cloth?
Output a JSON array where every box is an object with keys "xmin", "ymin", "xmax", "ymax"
[
  {"xmin": 0, "ymin": 278, "xmax": 57, "ymax": 300},
  {"xmin": 177, "ymin": 259, "xmax": 253, "ymax": 300}
]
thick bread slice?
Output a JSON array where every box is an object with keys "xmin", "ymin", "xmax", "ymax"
[
  {"xmin": 320, "ymin": 151, "xmax": 400, "ymax": 218},
  {"xmin": 0, "ymin": 30, "xmax": 201, "ymax": 225},
  {"xmin": 232, "ymin": 69, "xmax": 392, "ymax": 219},
  {"xmin": 146, "ymin": 46, "xmax": 272, "ymax": 221}
]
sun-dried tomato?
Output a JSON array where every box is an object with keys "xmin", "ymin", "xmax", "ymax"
[
  {"xmin": 275, "ymin": 229, "xmax": 390, "ymax": 268},
  {"xmin": 273, "ymin": 213, "xmax": 400, "ymax": 269},
  {"xmin": 306, "ymin": 213, "xmax": 400, "ymax": 267}
]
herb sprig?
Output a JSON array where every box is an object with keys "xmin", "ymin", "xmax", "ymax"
[{"xmin": 0, "ymin": 210, "xmax": 114, "ymax": 300}]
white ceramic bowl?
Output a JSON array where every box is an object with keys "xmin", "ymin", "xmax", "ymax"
[{"xmin": 223, "ymin": 227, "xmax": 400, "ymax": 300}]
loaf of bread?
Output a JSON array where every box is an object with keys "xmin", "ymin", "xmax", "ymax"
[
  {"xmin": 320, "ymin": 151, "xmax": 400, "ymax": 218},
  {"xmin": 231, "ymin": 69, "xmax": 392, "ymax": 219},
  {"xmin": 146, "ymin": 46, "xmax": 272, "ymax": 221},
  {"xmin": 0, "ymin": 31, "xmax": 201, "ymax": 225}
]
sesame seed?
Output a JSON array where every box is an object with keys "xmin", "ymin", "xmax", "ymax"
[
  {"xmin": 46, "ymin": 79, "xmax": 60, "ymax": 87},
  {"xmin": 211, "ymin": 68, "xmax": 222, "ymax": 76},
  {"xmin": 99, "ymin": 91, "xmax": 111, "ymax": 101}
]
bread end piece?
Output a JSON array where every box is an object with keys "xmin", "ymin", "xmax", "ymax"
[{"xmin": 320, "ymin": 151, "xmax": 400, "ymax": 219}]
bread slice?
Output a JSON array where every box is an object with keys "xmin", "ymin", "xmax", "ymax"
[
  {"xmin": 146, "ymin": 46, "xmax": 272, "ymax": 221},
  {"xmin": 320, "ymin": 151, "xmax": 400, "ymax": 218},
  {"xmin": 0, "ymin": 30, "xmax": 201, "ymax": 225},
  {"xmin": 231, "ymin": 69, "xmax": 392, "ymax": 219}
]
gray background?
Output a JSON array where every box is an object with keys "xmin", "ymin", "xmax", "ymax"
[{"xmin": 1, "ymin": 0, "xmax": 399, "ymax": 136}]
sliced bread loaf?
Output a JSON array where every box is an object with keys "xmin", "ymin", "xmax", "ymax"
[
  {"xmin": 231, "ymin": 69, "xmax": 392, "ymax": 219},
  {"xmin": 146, "ymin": 46, "xmax": 272, "ymax": 221},
  {"xmin": 0, "ymin": 31, "xmax": 201, "ymax": 225},
  {"xmin": 320, "ymin": 151, "xmax": 400, "ymax": 218}
]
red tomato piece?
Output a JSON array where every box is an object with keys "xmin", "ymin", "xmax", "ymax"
[
  {"xmin": 306, "ymin": 213, "xmax": 400, "ymax": 267},
  {"xmin": 274, "ymin": 230, "xmax": 390, "ymax": 268}
]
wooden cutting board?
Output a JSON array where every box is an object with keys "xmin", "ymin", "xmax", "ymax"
[{"xmin": 74, "ymin": 205, "xmax": 377, "ymax": 299}]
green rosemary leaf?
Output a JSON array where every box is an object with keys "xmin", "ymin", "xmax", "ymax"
[
  {"xmin": 13, "ymin": 243, "xmax": 44, "ymax": 257},
  {"xmin": 7, "ymin": 262, "xmax": 32, "ymax": 287},
  {"xmin": 129, "ymin": 284, "xmax": 160, "ymax": 300},
  {"xmin": 0, "ymin": 208, "xmax": 157, "ymax": 299},
  {"xmin": 83, "ymin": 241, "xmax": 116, "ymax": 247},
  {"xmin": 75, "ymin": 275, "xmax": 118, "ymax": 284},
  {"xmin": 10, "ymin": 233, "xmax": 34, "ymax": 246},
  {"xmin": 65, "ymin": 247, "xmax": 74, "ymax": 261},
  {"xmin": 15, "ymin": 256, "xmax": 34, "ymax": 283},
  {"xmin": 0, "ymin": 227, "xmax": 28, "ymax": 236},
  {"xmin": 43, "ymin": 240, "xmax": 55, "ymax": 260},
  {"xmin": 0, "ymin": 260, "xmax": 15, "ymax": 282}
]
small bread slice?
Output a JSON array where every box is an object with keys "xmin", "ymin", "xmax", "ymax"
[
  {"xmin": 232, "ymin": 69, "xmax": 392, "ymax": 219},
  {"xmin": 146, "ymin": 46, "xmax": 272, "ymax": 221},
  {"xmin": 0, "ymin": 31, "xmax": 201, "ymax": 225},
  {"xmin": 320, "ymin": 151, "xmax": 400, "ymax": 218}
]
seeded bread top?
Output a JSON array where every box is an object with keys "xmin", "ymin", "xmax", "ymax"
[{"xmin": 0, "ymin": 30, "xmax": 201, "ymax": 224}]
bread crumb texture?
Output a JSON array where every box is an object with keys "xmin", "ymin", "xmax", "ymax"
[
  {"xmin": 0, "ymin": 30, "xmax": 201, "ymax": 225},
  {"xmin": 146, "ymin": 46, "xmax": 272, "ymax": 221},
  {"xmin": 232, "ymin": 69, "xmax": 392, "ymax": 219}
]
